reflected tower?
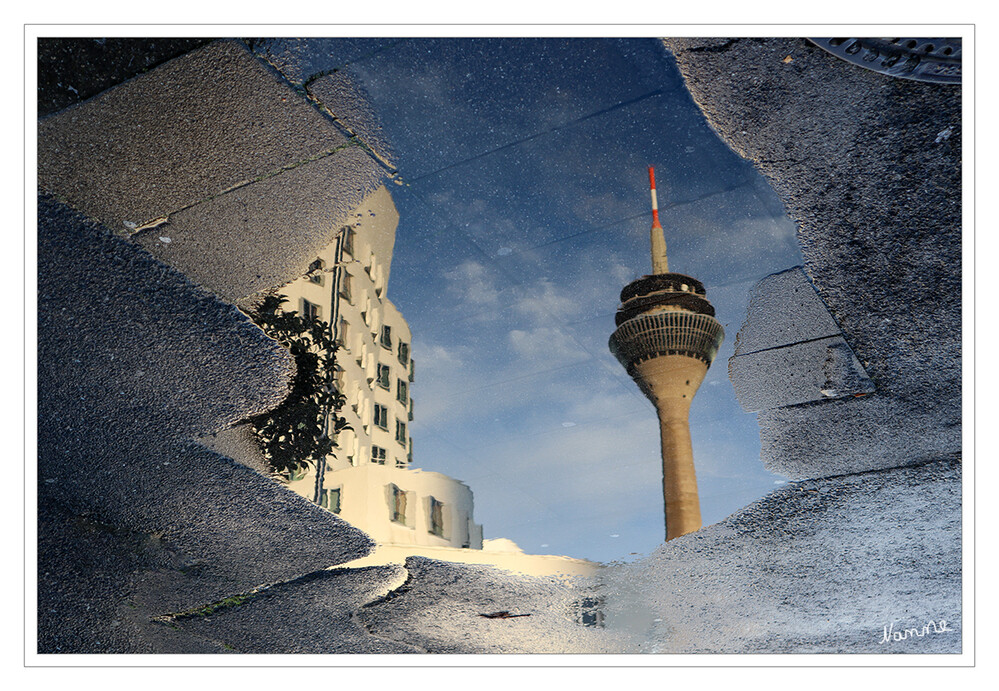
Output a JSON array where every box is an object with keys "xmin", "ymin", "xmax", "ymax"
[{"xmin": 609, "ymin": 167, "xmax": 724, "ymax": 541}]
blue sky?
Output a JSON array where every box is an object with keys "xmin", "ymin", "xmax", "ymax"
[{"xmin": 297, "ymin": 37, "xmax": 804, "ymax": 562}]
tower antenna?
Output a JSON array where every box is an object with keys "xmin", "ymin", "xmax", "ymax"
[{"xmin": 649, "ymin": 166, "xmax": 669, "ymax": 274}]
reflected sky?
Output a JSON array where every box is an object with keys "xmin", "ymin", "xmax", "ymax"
[{"xmin": 275, "ymin": 38, "xmax": 803, "ymax": 563}]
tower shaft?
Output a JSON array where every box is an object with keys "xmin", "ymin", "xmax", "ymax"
[{"xmin": 633, "ymin": 354, "xmax": 708, "ymax": 540}]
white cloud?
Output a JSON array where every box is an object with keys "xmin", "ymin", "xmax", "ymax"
[
  {"xmin": 512, "ymin": 280, "xmax": 582, "ymax": 324},
  {"xmin": 416, "ymin": 342, "xmax": 468, "ymax": 372},
  {"xmin": 507, "ymin": 326, "xmax": 588, "ymax": 365},
  {"xmin": 443, "ymin": 259, "xmax": 500, "ymax": 309}
]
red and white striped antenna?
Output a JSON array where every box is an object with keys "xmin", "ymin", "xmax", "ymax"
[{"xmin": 649, "ymin": 166, "xmax": 669, "ymax": 274}]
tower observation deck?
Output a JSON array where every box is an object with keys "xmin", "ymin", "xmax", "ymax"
[{"xmin": 609, "ymin": 168, "xmax": 724, "ymax": 541}]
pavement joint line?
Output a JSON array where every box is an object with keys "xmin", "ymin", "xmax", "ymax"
[
  {"xmin": 304, "ymin": 88, "xmax": 398, "ymax": 174},
  {"xmin": 152, "ymin": 557, "xmax": 414, "ymax": 628},
  {"xmin": 243, "ymin": 39, "xmax": 399, "ymax": 176},
  {"xmin": 127, "ymin": 142, "xmax": 363, "ymax": 237},
  {"xmin": 731, "ymin": 333, "xmax": 847, "ymax": 358}
]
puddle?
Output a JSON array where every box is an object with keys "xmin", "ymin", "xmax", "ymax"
[{"xmin": 257, "ymin": 38, "xmax": 801, "ymax": 564}]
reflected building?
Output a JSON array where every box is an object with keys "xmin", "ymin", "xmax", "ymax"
[
  {"xmin": 278, "ymin": 186, "xmax": 484, "ymax": 551},
  {"xmin": 609, "ymin": 168, "xmax": 725, "ymax": 541},
  {"xmin": 275, "ymin": 185, "xmax": 599, "ymax": 576}
]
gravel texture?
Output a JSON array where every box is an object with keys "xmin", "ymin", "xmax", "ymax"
[
  {"xmin": 602, "ymin": 459, "xmax": 962, "ymax": 653},
  {"xmin": 663, "ymin": 38, "xmax": 961, "ymax": 479},
  {"xmin": 37, "ymin": 38, "xmax": 215, "ymax": 118}
]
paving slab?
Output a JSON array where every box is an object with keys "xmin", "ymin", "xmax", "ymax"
[
  {"xmin": 730, "ymin": 335, "xmax": 875, "ymax": 411},
  {"xmin": 38, "ymin": 38, "xmax": 215, "ymax": 118},
  {"xmin": 132, "ymin": 146, "xmax": 385, "ymax": 301},
  {"xmin": 732, "ymin": 267, "xmax": 844, "ymax": 355},
  {"xmin": 198, "ymin": 423, "xmax": 272, "ymax": 476},
  {"xmin": 757, "ymin": 394, "xmax": 962, "ymax": 480},
  {"xmin": 307, "ymin": 71, "xmax": 395, "ymax": 166},
  {"xmin": 39, "ymin": 39, "xmax": 349, "ymax": 234}
]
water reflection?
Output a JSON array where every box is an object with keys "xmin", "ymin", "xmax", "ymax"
[{"xmin": 258, "ymin": 37, "xmax": 803, "ymax": 565}]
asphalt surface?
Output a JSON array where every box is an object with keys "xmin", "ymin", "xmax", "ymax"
[
  {"xmin": 603, "ymin": 459, "xmax": 962, "ymax": 653},
  {"xmin": 663, "ymin": 37, "xmax": 961, "ymax": 479},
  {"xmin": 37, "ymin": 196, "xmax": 375, "ymax": 652},
  {"xmin": 170, "ymin": 565, "xmax": 421, "ymax": 654}
]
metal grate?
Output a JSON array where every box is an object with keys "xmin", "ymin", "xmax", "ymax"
[
  {"xmin": 809, "ymin": 38, "xmax": 961, "ymax": 84},
  {"xmin": 609, "ymin": 310, "xmax": 724, "ymax": 369}
]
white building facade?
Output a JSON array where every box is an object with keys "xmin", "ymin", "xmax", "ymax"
[{"xmin": 278, "ymin": 186, "xmax": 484, "ymax": 551}]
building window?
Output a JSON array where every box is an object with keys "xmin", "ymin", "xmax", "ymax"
[
  {"xmin": 409, "ymin": 358, "xmax": 415, "ymax": 382},
  {"xmin": 308, "ymin": 258, "xmax": 325, "ymax": 285},
  {"xmin": 429, "ymin": 497, "xmax": 445, "ymax": 537},
  {"xmin": 407, "ymin": 437, "xmax": 413, "ymax": 464},
  {"xmin": 395, "ymin": 419, "xmax": 407, "ymax": 445},
  {"xmin": 380, "ymin": 324, "xmax": 392, "ymax": 349},
  {"xmin": 377, "ymin": 363, "xmax": 390, "ymax": 390},
  {"xmin": 398, "ymin": 341, "xmax": 410, "ymax": 365},
  {"xmin": 320, "ymin": 487, "xmax": 341, "ymax": 514},
  {"xmin": 302, "ymin": 298, "xmax": 321, "ymax": 321},
  {"xmin": 339, "ymin": 273, "xmax": 352, "ymax": 303},
  {"xmin": 341, "ymin": 226, "xmax": 354, "ymax": 257},
  {"xmin": 337, "ymin": 318, "xmax": 349, "ymax": 349},
  {"xmin": 408, "ymin": 398, "xmax": 414, "ymax": 422},
  {"xmin": 397, "ymin": 379, "xmax": 408, "ymax": 405},
  {"xmin": 395, "ymin": 457, "xmax": 407, "ymax": 469},
  {"xmin": 374, "ymin": 403, "xmax": 388, "ymax": 430},
  {"xmin": 390, "ymin": 484, "xmax": 407, "ymax": 524},
  {"xmin": 372, "ymin": 446, "xmax": 387, "ymax": 465}
]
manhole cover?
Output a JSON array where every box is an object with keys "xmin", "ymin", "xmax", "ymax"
[{"xmin": 809, "ymin": 38, "xmax": 961, "ymax": 84}]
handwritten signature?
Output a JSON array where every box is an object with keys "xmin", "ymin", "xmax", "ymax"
[{"xmin": 880, "ymin": 619, "xmax": 953, "ymax": 644}]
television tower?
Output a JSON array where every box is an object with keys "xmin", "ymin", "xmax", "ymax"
[{"xmin": 609, "ymin": 167, "xmax": 725, "ymax": 541}]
